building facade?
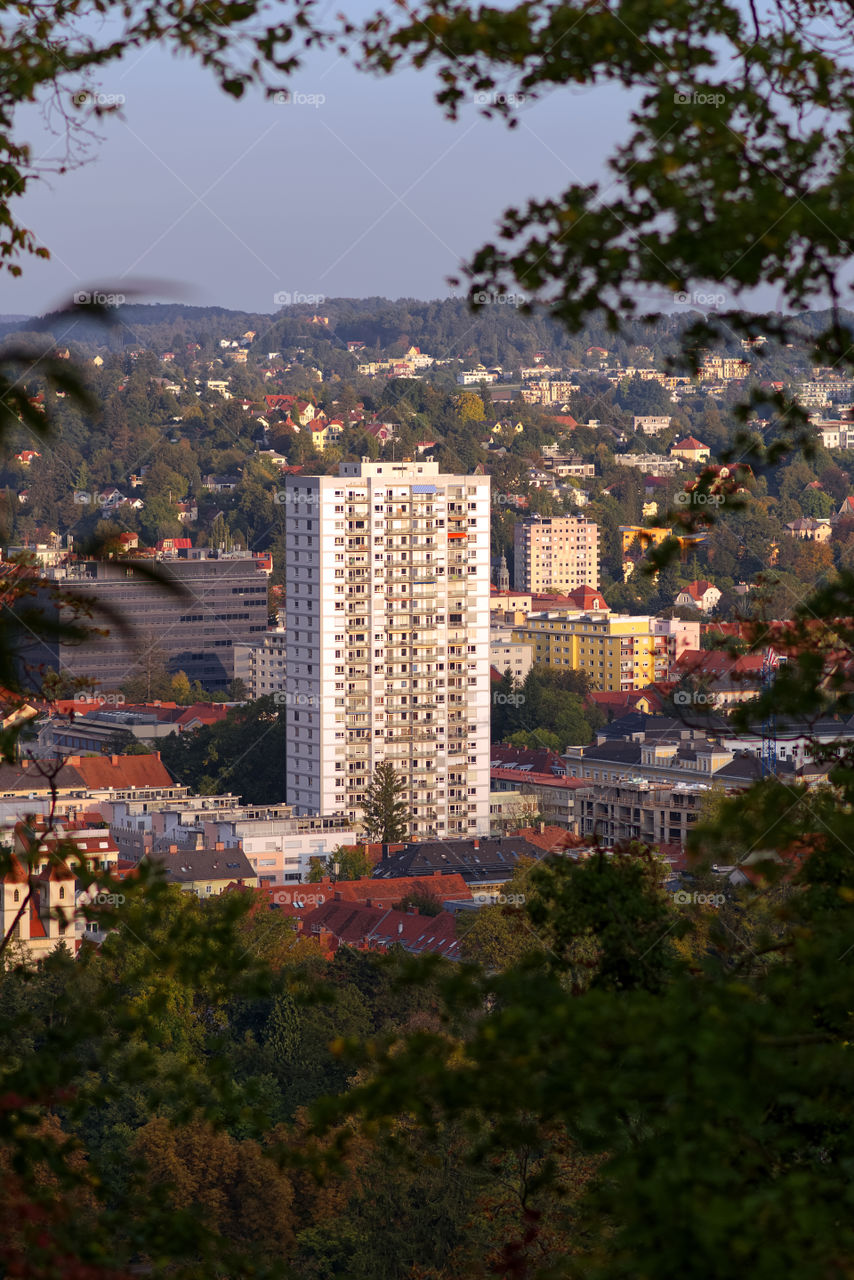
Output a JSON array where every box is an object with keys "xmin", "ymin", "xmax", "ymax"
[
  {"xmin": 513, "ymin": 516, "xmax": 600, "ymax": 593},
  {"xmin": 233, "ymin": 628, "xmax": 287, "ymax": 698},
  {"xmin": 20, "ymin": 550, "xmax": 268, "ymax": 691},
  {"xmin": 512, "ymin": 611, "xmax": 657, "ymax": 691},
  {"xmin": 283, "ymin": 459, "xmax": 492, "ymax": 838},
  {"xmin": 489, "ymin": 624, "xmax": 535, "ymax": 682},
  {"xmin": 573, "ymin": 778, "xmax": 707, "ymax": 847}
]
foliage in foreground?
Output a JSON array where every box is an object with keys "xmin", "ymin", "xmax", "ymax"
[{"xmin": 1, "ymin": 810, "xmax": 852, "ymax": 1277}]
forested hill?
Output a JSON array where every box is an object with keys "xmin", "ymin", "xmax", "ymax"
[{"xmin": 2, "ymin": 298, "xmax": 840, "ymax": 367}]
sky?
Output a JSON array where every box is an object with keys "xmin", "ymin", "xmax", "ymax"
[{"xmin": 3, "ymin": 16, "xmax": 637, "ymax": 318}]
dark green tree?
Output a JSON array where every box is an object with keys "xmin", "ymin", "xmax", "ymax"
[{"xmin": 361, "ymin": 762, "xmax": 412, "ymax": 843}]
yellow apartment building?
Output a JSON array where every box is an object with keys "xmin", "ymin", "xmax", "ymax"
[{"xmin": 512, "ymin": 611, "xmax": 656, "ymax": 691}]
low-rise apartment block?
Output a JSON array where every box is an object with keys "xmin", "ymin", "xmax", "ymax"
[
  {"xmin": 100, "ymin": 794, "xmax": 357, "ymax": 883},
  {"xmin": 490, "ymin": 624, "xmax": 535, "ymax": 682},
  {"xmin": 633, "ymin": 415, "xmax": 672, "ymax": 434},
  {"xmin": 512, "ymin": 611, "xmax": 657, "ymax": 691},
  {"xmin": 573, "ymin": 778, "xmax": 707, "ymax": 848},
  {"xmin": 234, "ymin": 628, "xmax": 287, "ymax": 698}
]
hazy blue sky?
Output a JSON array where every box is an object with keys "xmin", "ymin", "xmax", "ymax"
[{"xmin": 4, "ymin": 25, "xmax": 637, "ymax": 317}]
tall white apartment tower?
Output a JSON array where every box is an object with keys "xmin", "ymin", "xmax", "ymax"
[{"xmin": 283, "ymin": 459, "xmax": 491, "ymax": 838}]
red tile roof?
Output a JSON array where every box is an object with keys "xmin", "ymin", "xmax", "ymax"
[
  {"xmin": 299, "ymin": 901, "xmax": 462, "ymax": 960},
  {"xmin": 70, "ymin": 753, "xmax": 175, "ymax": 790},
  {"xmin": 491, "ymin": 766, "xmax": 589, "ymax": 790},
  {"xmin": 510, "ymin": 826, "xmax": 584, "ymax": 854},
  {"xmin": 0, "ymin": 753, "xmax": 174, "ymax": 795},
  {"xmin": 565, "ymin": 584, "xmax": 609, "ymax": 610},
  {"xmin": 491, "ymin": 743, "xmax": 568, "ymax": 775},
  {"xmin": 155, "ymin": 537, "xmax": 192, "ymax": 552},
  {"xmin": 679, "ymin": 579, "xmax": 717, "ymax": 600},
  {"xmin": 28, "ymin": 904, "xmax": 47, "ymax": 938},
  {"xmin": 259, "ymin": 873, "xmax": 472, "ymax": 912},
  {"xmin": 589, "ymin": 688, "xmax": 665, "ymax": 713},
  {"xmin": 674, "ymin": 649, "xmax": 764, "ymax": 682},
  {"xmin": 175, "ymin": 704, "xmax": 230, "ymax": 729}
]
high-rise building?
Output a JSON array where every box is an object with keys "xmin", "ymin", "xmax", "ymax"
[
  {"xmin": 513, "ymin": 516, "xmax": 600, "ymax": 593},
  {"xmin": 283, "ymin": 459, "xmax": 491, "ymax": 838}
]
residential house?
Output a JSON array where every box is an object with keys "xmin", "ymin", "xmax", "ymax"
[
  {"xmin": 674, "ymin": 580, "xmax": 722, "ymax": 613},
  {"xmin": 670, "ymin": 436, "xmax": 711, "ymax": 464},
  {"xmin": 784, "ymin": 518, "xmax": 832, "ymax": 542},
  {"xmin": 149, "ymin": 845, "xmax": 258, "ymax": 896},
  {"xmin": 296, "ymin": 900, "xmax": 462, "ymax": 960},
  {"xmin": 633, "ymin": 416, "xmax": 671, "ymax": 435},
  {"xmin": 372, "ymin": 835, "xmax": 553, "ymax": 890}
]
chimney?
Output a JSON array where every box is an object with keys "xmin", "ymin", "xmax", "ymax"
[
  {"xmin": 473, "ymin": 839, "xmax": 479, "ymax": 850},
  {"xmin": 381, "ymin": 843, "xmax": 390, "ymax": 861},
  {"xmin": 215, "ymin": 842, "xmax": 224, "ymax": 851},
  {"xmin": 539, "ymin": 821, "xmax": 546, "ymax": 834},
  {"xmin": 111, "ymin": 755, "xmax": 119, "ymax": 766},
  {"xmin": 334, "ymin": 890, "xmax": 342, "ymax": 901},
  {"xmin": 169, "ymin": 843, "xmax": 177, "ymax": 853},
  {"xmin": 398, "ymin": 922, "xmax": 403, "ymax": 934},
  {"xmin": 21, "ymin": 759, "xmax": 27, "ymax": 769}
]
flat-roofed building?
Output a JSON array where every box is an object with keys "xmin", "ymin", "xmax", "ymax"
[
  {"xmin": 513, "ymin": 516, "xmax": 600, "ymax": 593},
  {"xmin": 512, "ymin": 611, "xmax": 656, "ymax": 691}
]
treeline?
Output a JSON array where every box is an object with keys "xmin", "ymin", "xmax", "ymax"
[
  {"xmin": 2, "ymin": 297, "xmax": 825, "ymax": 369},
  {"xmin": 3, "ymin": 814, "xmax": 851, "ymax": 1278},
  {"xmin": 158, "ymin": 695, "xmax": 287, "ymax": 803},
  {"xmin": 491, "ymin": 666, "xmax": 605, "ymax": 749}
]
